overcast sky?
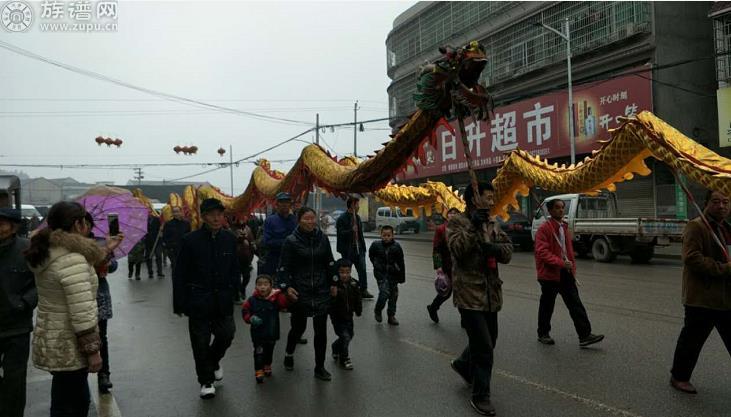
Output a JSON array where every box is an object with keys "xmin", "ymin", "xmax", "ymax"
[{"xmin": 0, "ymin": 0, "xmax": 414, "ymax": 193}]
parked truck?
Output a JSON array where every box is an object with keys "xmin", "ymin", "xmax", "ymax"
[{"xmin": 531, "ymin": 193, "xmax": 687, "ymax": 263}]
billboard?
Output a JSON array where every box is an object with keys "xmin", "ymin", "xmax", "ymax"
[
  {"xmin": 397, "ymin": 70, "xmax": 653, "ymax": 181},
  {"xmin": 718, "ymin": 87, "xmax": 731, "ymax": 148}
]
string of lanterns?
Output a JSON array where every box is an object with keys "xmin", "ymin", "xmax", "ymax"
[{"xmin": 94, "ymin": 136, "xmax": 123, "ymax": 147}]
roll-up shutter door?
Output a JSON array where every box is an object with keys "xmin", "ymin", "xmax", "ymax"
[{"xmin": 614, "ymin": 174, "xmax": 655, "ymax": 217}]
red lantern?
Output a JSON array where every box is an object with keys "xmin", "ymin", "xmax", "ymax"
[
  {"xmin": 217, "ymin": 147, "xmax": 226, "ymax": 157},
  {"xmin": 181, "ymin": 146, "xmax": 190, "ymax": 155},
  {"xmin": 174, "ymin": 146, "xmax": 182, "ymax": 154},
  {"xmin": 95, "ymin": 136, "xmax": 105, "ymax": 146},
  {"xmin": 104, "ymin": 138, "xmax": 114, "ymax": 147},
  {"xmin": 189, "ymin": 146, "xmax": 198, "ymax": 154},
  {"xmin": 113, "ymin": 138, "xmax": 123, "ymax": 147}
]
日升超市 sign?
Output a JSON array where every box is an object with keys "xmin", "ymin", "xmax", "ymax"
[{"xmin": 396, "ymin": 69, "xmax": 653, "ymax": 181}]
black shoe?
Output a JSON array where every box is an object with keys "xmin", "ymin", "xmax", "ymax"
[
  {"xmin": 538, "ymin": 335, "xmax": 555, "ymax": 345},
  {"xmin": 427, "ymin": 304, "xmax": 439, "ymax": 323},
  {"xmin": 135, "ymin": 276, "xmax": 141, "ymax": 281},
  {"xmin": 387, "ymin": 315, "xmax": 399, "ymax": 326},
  {"xmin": 297, "ymin": 338, "xmax": 308, "ymax": 345},
  {"xmin": 374, "ymin": 310, "xmax": 383, "ymax": 323},
  {"xmin": 361, "ymin": 289, "xmax": 374, "ymax": 299},
  {"xmin": 670, "ymin": 377, "xmax": 698, "ymax": 394},
  {"xmin": 579, "ymin": 333, "xmax": 605, "ymax": 347},
  {"xmin": 98, "ymin": 373, "xmax": 113, "ymax": 393},
  {"xmin": 284, "ymin": 355, "xmax": 294, "ymax": 371},
  {"xmin": 450, "ymin": 359, "xmax": 471, "ymax": 386},
  {"xmin": 157, "ymin": 273, "xmax": 165, "ymax": 278},
  {"xmin": 314, "ymin": 367, "xmax": 332, "ymax": 381},
  {"xmin": 469, "ymin": 397, "xmax": 496, "ymax": 416},
  {"xmin": 148, "ymin": 275, "xmax": 154, "ymax": 280}
]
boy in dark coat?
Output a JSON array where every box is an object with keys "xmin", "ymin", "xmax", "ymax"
[
  {"xmin": 242, "ymin": 275, "xmax": 288, "ymax": 383},
  {"xmin": 369, "ymin": 225, "xmax": 405, "ymax": 325},
  {"xmin": 329, "ymin": 258, "xmax": 363, "ymax": 370}
]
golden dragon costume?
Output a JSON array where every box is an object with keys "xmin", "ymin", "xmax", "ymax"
[{"xmin": 140, "ymin": 40, "xmax": 727, "ymax": 228}]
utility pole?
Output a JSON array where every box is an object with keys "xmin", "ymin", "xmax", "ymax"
[
  {"xmin": 535, "ymin": 17, "xmax": 575, "ymax": 164},
  {"xmin": 229, "ymin": 145, "xmax": 234, "ymax": 196},
  {"xmin": 353, "ymin": 100, "xmax": 359, "ymax": 157},
  {"xmin": 133, "ymin": 167, "xmax": 143, "ymax": 185}
]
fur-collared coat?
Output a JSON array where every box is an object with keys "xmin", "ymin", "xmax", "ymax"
[
  {"xmin": 29, "ymin": 230, "xmax": 105, "ymax": 372},
  {"xmin": 447, "ymin": 214, "xmax": 512, "ymax": 312}
]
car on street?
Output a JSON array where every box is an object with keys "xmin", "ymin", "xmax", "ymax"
[
  {"xmin": 375, "ymin": 206, "xmax": 420, "ymax": 234},
  {"xmin": 497, "ymin": 212, "xmax": 533, "ymax": 251}
]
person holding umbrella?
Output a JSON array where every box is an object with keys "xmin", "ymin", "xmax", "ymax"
[
  {"xmin": 173, "ymin": 198, "xmax": 240, "ymax": 399},
  {"xmin": 25, "ymin": 201, "xmax": 122, "ymax": 416}
]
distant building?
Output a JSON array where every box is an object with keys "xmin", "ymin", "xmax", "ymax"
[
  {"xmin": 387, "ymin": 1, "xmax": 717, "ymax": 218},
  {"xmin": 119, "ymin": 181, "xmax": 210, "ymax": 203},
  {"xmin": 21, "ymin": 177, "xmax": 94, "ymax": 206}
]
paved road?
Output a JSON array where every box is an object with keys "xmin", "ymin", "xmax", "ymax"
[{"xmin": 25, "ymin": 238, "xmax": 731, "ymax": 417}]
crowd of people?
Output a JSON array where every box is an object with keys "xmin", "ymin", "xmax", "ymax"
[{"xmin": 1, "ymin": 185, "xmax": 730, "ymax": 417}]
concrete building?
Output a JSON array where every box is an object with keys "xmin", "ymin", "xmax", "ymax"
[
  {"xmin": 711, "ymin": 2, "xmax": 731, "ymax": 150},
  {"xmin": 386, "ymin": 1, "xmax": 718, "ymax": 218},
  {"xmin": 21, "ymin": 177, "xmax": 94, "ymax": 206}
]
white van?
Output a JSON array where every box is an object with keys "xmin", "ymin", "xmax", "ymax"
[
  {"xmin": 21, "ymin": 204, "xmax": 42, "ymax": 221},
  {"xmin": 375, "ymin": 206, "xmax": 420, "ymax": 234}
]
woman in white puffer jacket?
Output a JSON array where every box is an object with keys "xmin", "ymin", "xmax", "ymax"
[{"xmin": 25, "ymin": 201, "xmax": 120, "ymax": 417}]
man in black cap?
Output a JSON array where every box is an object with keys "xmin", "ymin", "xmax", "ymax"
[
  {"xmin": 260, "ymin": 192, "xmax": 297, "ymax": 277},
  {"xmin": 173, "ymin": 198, "xmax": 240, "ymax": 400},
  {"xmin": 0, "ymin": 208, "xmax": 37, "ymax": 417}
]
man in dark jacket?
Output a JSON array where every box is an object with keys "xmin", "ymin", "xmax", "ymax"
[
  {"xmin": 0, "ymin": 208, "xmax": 37, "ymax": 417},
  {"xmin": 448, "ymin": 182, "xmax": 512, "ymax": 417},
  {"xmin": 173, "ymin": 198, "xmax": 240, "ymax": 400},
  {"xmin": 162, "ymin": 206, "xmax": 190, "ymax": 274},
  {"xmin": 670, "ymin": 190, "xmax": 731, "ymax": 394},
  {"xmin": 145, "ymin": 213, "xmax": 164, "ymax": 278},
  {"xmin": 260, "ymin": 192, "xmax": 297, "ymax": 276},
  {"xmin": 336, "ymin": 197, "xmax": 374, "ymax": 298}
]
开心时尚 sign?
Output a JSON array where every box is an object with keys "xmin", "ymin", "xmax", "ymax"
[{"xmin": 397, "ymin": 69, "xmax": 653, "ymax": 181}]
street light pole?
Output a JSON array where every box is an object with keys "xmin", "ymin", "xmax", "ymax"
[
  {"xmin": 229, "ymin": 145, "xmax": 234, "ymax": 196},
  {"xmin": 353, "ymin": 100, "xmax": 359, "ymax": 157},
  {"xmin": 537, "ymin": 17, "xmax": 575, "ymax": 164}
]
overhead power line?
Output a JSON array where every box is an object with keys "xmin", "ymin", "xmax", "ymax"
[{"xmin": 0, "ymin": 40, "xmax": 312, "ymax": 126}]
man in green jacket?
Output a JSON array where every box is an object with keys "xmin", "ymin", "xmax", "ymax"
[
  {"xmin": 670, "ymin": 190, "xmax": 731, "ymax": 394},
  {"xmin": 448, "ymin": 183, "xmax": 512, "ymax": 416}
]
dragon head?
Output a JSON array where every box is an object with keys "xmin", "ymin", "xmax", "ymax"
[{"xmin": 414, "ymin": 40, "xmax": 493, "ymax": 121}]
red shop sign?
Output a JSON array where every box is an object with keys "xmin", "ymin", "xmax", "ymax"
[{"xmin": 397, "ymin": 69, "xmax": 653, "ymax": 181}]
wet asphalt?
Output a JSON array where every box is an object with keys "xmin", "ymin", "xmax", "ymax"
[{"xmin": 23, "ymin": 237, "xmax": 731, "ymax": 417}]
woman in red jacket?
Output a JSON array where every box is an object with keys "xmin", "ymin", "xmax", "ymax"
[
  {"xmin": 534, "ymin": 199, "xmax": 604, "ymax": 347},
  {"xmin": 427, "ymin": 207, "xmax": 460, "ymax": 323}
]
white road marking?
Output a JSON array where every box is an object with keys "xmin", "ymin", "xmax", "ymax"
[
  {"xmin": 400, "ymin": 338, "xmax": 646, "ymax": 417},
  {"xmin": 90, "ymin": 373, "xmax": 123, "ymax": 417}
]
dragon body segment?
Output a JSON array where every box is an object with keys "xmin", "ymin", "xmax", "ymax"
[{"xmin": 492, "ymin": 111, "xmax": 731, "ymax": 219}]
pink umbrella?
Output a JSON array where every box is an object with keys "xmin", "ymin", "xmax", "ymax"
[{"xmin": 75, "ymin": 186, "xmax": 149, "ymax": 258}]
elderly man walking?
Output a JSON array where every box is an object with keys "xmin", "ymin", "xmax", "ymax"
[
  {"xmin": 173, "ymin": 198, "xmax": 240, "ymax": 399},
  {"xmin": 669, "ymin": 190, "xmax": 731, "ymax": 394}
]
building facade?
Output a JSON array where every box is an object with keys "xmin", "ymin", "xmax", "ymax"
[{"xmin": 386, "ymin": 1, "xmax": 718, "ymax": 218}]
